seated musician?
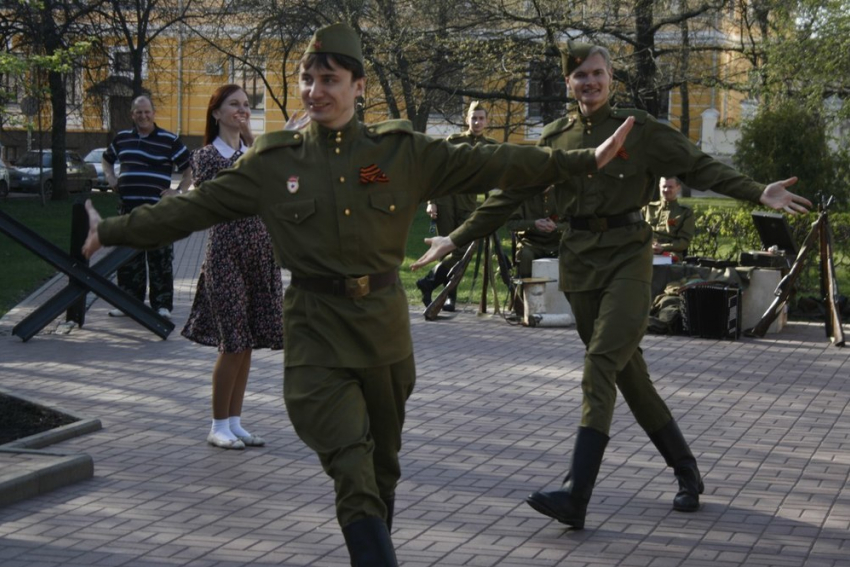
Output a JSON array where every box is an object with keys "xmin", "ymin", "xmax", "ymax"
[
  {"xmin": 505, "ymin": 186, "xmax": 565, "ymax": 278},
  {"xmin": 643, "ymin": 176, "xmax": 695, "ymax": 260}
]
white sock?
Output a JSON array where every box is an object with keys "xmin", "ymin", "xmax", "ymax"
[
  {"xmin": 228, "ymin": 416, "xmax": 251, "ymax": 438},
  {"xmin": 211, "ymin": 418, "xmax": 237, "ymax": 440}
]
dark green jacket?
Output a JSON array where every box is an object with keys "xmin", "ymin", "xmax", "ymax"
[
  {"xmin": 642, "ymin": 199, "xmax": 696, "ymax": 253},
  {"xmin": 99, "ymin": 116, "xmax": 596, "ymax": 368},
  {"xmin": 451, "ymin": 102, "xmax": 764, "ymax": 291},
  {"xmin": 429, "ymin": 130, "xmax": 499, "ymax": 213}
]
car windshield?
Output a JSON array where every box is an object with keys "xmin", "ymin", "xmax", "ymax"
[
  {"xmin": 84, "ymin": 149, "xmax": 104, "ymax": 163},
  {"xmin": 17, "ymin": 153, "xmax": 52, "ymax": 168}
]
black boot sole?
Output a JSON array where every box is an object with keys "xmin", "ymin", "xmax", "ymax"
[
  {"xmin": 525, "ymin": 493, "xmax": 585, "ymax": 529},
  {"xmin": 673, "ymin": 479, "xmax": 704, "ymax": 512}
]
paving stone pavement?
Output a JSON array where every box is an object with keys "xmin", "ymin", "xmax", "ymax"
[{"xmin": 1, "ymin": 231, "xmax": 849, "ymax": 566}]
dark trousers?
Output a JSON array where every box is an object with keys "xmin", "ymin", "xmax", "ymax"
[
  {"xmin": 515, "ymin": 242, "xmax": 558, "ymax": 278},
  {"xmin": 284, "ymin": 355, "xmax": 416, "ymax": 527},
  {"xmin": 116, "ymin": 245, "xmax": 174, "ymax": 311},
  {"xmin": 567, "ymin": 279, "xmax": 672, "ymax": 435}
]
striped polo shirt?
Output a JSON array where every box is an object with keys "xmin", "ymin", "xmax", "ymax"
[{"xmin": 104, "ymin": 124, "xmax": 191, "ymax": 207}]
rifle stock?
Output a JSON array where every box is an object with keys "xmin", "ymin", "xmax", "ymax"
[
  {"xmin": 747, "ymin": 199, "xmax": 845, "ymax": 346},
  {"xmin": 746, "ymin": 213, "xmax": 821, "ymax": 337},
  {"xmin": 424, "ymin": 241, "xmax": 477, "ymax": 321},
  {"xmin": 820, "ymin": 215, "xmax": 846, "ymax": 346}
]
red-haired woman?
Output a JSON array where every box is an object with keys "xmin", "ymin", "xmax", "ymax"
[{"xmin": 182, "ymin": 84, "xmax": 284, "ymax": 450}]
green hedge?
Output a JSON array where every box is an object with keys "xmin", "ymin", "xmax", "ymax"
[{"xmin": 688, "ymin": 206, "xmax": 850, "ymax": 301}]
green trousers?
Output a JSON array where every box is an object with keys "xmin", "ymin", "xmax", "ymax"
[
  {"xmin": 284, "ymin": 355, "xmax": 416, "ymax": 527},
  {"xmin": 515, "ymin": 241, "xmax": 558, "ymax": 278},
  {"xmin": 567, "ymin": 278, "xmax": 672, "ymax": 435}
]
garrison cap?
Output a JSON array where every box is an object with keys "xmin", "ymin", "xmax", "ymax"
[
  {"xmin": 560, "ymin": 40, "xmax": 595, "ymax": 76},
  {"xmin": 304, "ymin": 23, "xmax": 363, "ymax": 66}
]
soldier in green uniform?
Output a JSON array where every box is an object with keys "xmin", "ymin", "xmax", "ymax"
[
  {"xmin": 505, "ymin": 186, "xmax": 565, "ymax": 278},
  {"xmin": 416, "ymin": 101, "xmax": 498, "ymax": 310},
  {"xmin": 643, "ymin": 176, "xmax": 695, "ymax": 258},
  {"xmin": 82, "ymin": 25, "xmax": 635, "ymax": 565},
  {"xmin": 413, "ymin": 40, "xmax": 810, "ymax": 530}
]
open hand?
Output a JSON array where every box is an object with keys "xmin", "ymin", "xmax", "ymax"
[
  {"xmin": 759, "ymin": 177, "xmax": 811, "ymax": 214},
  {"xmin": 411, "ymin": 236, "xmax": 456, "ymax": 270},
  {"xmin": 595, "ymin": 116, "xmax": 634, "ymax": 169},
  {"xmin": 81, "ymin": 199, "xmax": 103, "ymax": 259}
]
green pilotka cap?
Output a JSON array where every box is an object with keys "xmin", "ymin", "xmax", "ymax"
[
  {"xmin": 560, "ymin": 40, "xmax": 595, "ymax": 76},
  {"xmin": 304, "ymin": 23, "xmax": 364, "ymax": 66}
]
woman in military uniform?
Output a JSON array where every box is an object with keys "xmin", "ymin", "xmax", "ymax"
[
  {"xmin": 82, "ymin": 25, "xmax": 634, "ymax": 565},
  {"xmin": 414, "ymin": 40, "xmax": 811, "ymax": 531}
]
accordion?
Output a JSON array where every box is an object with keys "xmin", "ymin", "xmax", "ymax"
[{"xmin": 681, "ymin": 283, "xmax": 741, "ymax": 340}]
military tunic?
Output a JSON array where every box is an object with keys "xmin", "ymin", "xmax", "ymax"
[
  {"xmin": 504, "ymin": 190, "xmax": 565, "ymax": 277},
  {"xmin": 450, "ymin": 102, "xmax": 765, "ymax": 435},
  {"xmin": 643, "ymin": 199, "xmax": 695, "ymax": 254},
  {"xmin": 98, "ymin": 115, "xmax": 597, "ymax": 526}
]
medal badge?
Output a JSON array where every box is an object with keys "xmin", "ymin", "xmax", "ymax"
[{"xmin": 287, "ymin": 176, "xmax": 299, "ymax": 194}]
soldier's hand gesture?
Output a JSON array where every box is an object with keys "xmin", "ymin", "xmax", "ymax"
[
  {"xmin": 411, "ymin": 236, "xmax": 456, "ymax": 271},
  {"xmin": 81, "ymin": 199, "xmax": 103, "ymax": 259},
  {"xmin": 759, "ymin": 177, "xmax": 812, "ymax": 214},
  {"xmin": 595, "ymin": 116, "xmax": 634, "ymax": 169}
]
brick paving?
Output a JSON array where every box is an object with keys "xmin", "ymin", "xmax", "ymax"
[{"xmin": 1, "ymin": 231, "xmax": 849, "ymax": 566}]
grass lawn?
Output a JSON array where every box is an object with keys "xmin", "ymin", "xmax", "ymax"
[{"xmin": 0, "ymin": 193, "xmax": 117, "ymax": 318}]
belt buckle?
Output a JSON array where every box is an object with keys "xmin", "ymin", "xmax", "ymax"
[
  {"xmin": 588, "ymin": 218, "xmax": 608, "ymax": 232},
  {"xmin": 345, "ymin": 275, "xmax": 370, "ymax": 299}
]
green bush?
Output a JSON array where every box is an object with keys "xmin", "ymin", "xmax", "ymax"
[
  {"xmin": 734, "ymin": 102, "xmax": 850, "ymax": 207},
  {"xmin": 690, "ymin": 206, "xmax": 850, "ymax": 303}
]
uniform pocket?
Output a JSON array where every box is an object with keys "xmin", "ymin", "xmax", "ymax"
[
  {"xmin": 271, "ymin": 199, "xmax": 316, "ymax": 225},
  {"xmin": 369, "ymin": 191, "xmax": 410, "ymax": 215},
  {"xmin": 600, "ymin": 160, "xmax": 638, "ymax": 182}
]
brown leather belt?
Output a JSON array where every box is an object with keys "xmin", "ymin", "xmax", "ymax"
[
  {"xmin": 569, "ymin": 211, "xmax": 644, "ymax": 233},
  {"xmin": 290, "ymin": 270, "xmax": 399, "ymax": 299}
]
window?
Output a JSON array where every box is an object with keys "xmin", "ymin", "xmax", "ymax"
[
  {"xmin": 110, "ymin": 47, "xmax": 147, "ymax": 79},
  {"xmin": 528, "ymin": 60, "xmax": 566, "ymax": 123},
  {"xmin": 231, "ymin": 58, "xmax": 265, "ymax": 110},
  {"xmin": 0, "ymin": 71, "xmax": 23, "ymax": 105},
  {"xmin": 65, "ymin": 67, "xmax": 83, "ymax": 107}
]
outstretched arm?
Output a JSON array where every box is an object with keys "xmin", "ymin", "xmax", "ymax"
[
  {"xmin": 412, "ymin": 236, "xmax": 456, "ymax": 271},
  {"xmin": 595, "ymin": 116, "xmax": 633, "ymax": 169},
  {"xmin": 82, "ymin": 200, "xmax": 103, "ymax": 259},
  {"xmin": 413, "ymin": 117, "xmax": 635, "ymax": 272},
  {"xmin": 759, "ymin": 177, "xmax": 811, "ymax": 214}
]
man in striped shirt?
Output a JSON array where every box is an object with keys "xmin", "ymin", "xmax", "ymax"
[{"xmin": 103, "ymin": 95, "xmax": 192, "ymax": 320}]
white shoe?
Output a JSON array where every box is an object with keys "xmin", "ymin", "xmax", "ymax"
[
  {"xmin": 207, "ymin": 431, "xmax": 245, "ymax": 450},
  {"xmin": 108, "ymin": 309, "xmax": 126, "ymax": 317},
  {"xmin": 236, "ymin": 433, "xmax": 266, "ymax": 447},
  {"xmin": 157, "ymin": 308, "xmax": 172, "ymax": 320}
]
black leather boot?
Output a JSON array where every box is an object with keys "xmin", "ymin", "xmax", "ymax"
[
  {"xmin": 443, "ymin": 289, "xmax": 457, "ymax": 312},
  {"xmin": 342, "ymin": 517, "xmax": 398, "ymax": 567},
  {"xmin": 416, "ymin": 273, "xmax": 436, "ymax": 308},
  {"xmin": 382, "ymin": 496, "xmax": 395, "ymax": 533},
  {"xmin": 525, "ymin": 426, "xmax": 609, "ymax": 529},
  {"xmin": 648, "ymin": 419, "xmax": 704, "ymax": 512}
]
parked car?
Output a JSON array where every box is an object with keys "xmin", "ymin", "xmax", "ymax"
[
  {"xmin": 84, "ymin": 147, "xmax": 120, "ymax": 191},
  {"xmin": 0, "ymin": 159, "xmax": 9, "ymax": 198},
  {"xmin": 8, "ymin": 150, "xmax": 97, "ymax": 198}
]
